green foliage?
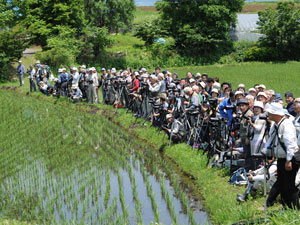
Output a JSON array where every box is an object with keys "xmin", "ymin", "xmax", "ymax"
[
  {"xmin": 152, "ymin": 0, "xmax": 244, "ymax": 57},
  {"xmin": 78, "ymin": 26, "xmax": 112, "ymax": 63},
  {"xmin": 84, "ymin": 0, "xmax": 136, "ymax": 33},
  {"xmin": 134, "ymin": 19, "xmax": 168, "ymax": 46},
  {"xmin": 11, "ymin": 0, "xmax": 86, "ymax": 46},
  {"xmin": 36, "ymin": 26, "xmax": 81, "ymax": 69},
  {"xmin": 257, "ymin": 1, "xmax": 300, "ymax": 60},
  {"xmin": 0, "ymin": 26, "xmax": 29, "ymax": 82}
]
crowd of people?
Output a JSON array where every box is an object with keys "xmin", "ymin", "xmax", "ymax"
[{"xmin": 20, "ymin": 60, "xmax": 300, "ymax": 210}]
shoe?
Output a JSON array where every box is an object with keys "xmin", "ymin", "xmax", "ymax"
[
  {"xmin": 237, "ymin": 194, "xmax": 243, "ymax": 198},
  {"xmin": 237, "ymin": 194, "xmax": 248, "ymax": 202}
]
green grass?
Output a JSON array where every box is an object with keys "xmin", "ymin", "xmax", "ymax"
[
  {"xmin": 133, "ymin": 8, "xmax": 158, "ymax": 25},
  {"xmin": 168, "ymin": 61, "xmax": 300, "ymax": 97}
]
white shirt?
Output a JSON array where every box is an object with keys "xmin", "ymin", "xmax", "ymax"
[{"xmin": 263, "ymin": 118, "xmax": 298, "ymax": 161}]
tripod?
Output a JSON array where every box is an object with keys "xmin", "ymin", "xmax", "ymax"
[{"xmin": 114, "ymin": 84, "xmax": 127, "ymax": 113}]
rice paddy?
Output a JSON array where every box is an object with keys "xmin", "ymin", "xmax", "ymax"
[{"xmin": 0, "ymin": 90, "xmax": 209, "ymax": 224}]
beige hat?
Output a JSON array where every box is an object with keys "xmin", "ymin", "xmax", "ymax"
[
  {"xmin": 199, "ymin": 81, "xmax": 206, "ymax": 89},
  {"xmin": 265, "ymin": 102, "xmax": 284, "ymax": 116},
  {"xmin": 253, "ymin": 101, "xmax": 264, "ymax": 109},
  {"xmin": 158, "ymin": 73, "xmax": 164, "ymax": 79},
  {"xmin": 258, "ymin": 84, "xmax": 266, "ymax": 90},
  {"xmin": 184, "ymin": 87, "xmax": 192, "ymax": 93},
  {"xmin": 248, "ymin": 88, "xmax": 256, "ymax": 93},
  {"xmin": 211, "ymin": 88, "xmax": 219, "ymax": 95},
  {"xmin": 238, "ymin": 84, "xmax": 245, "ymax": 89},
  {"xmin": 196, "ymin": 73, "xmax": 201, "ymax": 78},
  {"xmin": 212, "ymin": 82, "xmax": 221, "ymax": 90},
  {"xmin": 257, "ymin": 92, "xmax": 267, "ymax": 99},
  {"xmin": 235, "ymin": 91, "xmax": 244, "ymax": 96},
  {"xmin": 190, "ymin": 79, "xmax": 196, "ymax": 83},
  {"xmin": 166, "ymin": 114, "xmax": 173, "ymax": 119},
  {"xmin": 150, "ymin": 75, "xmax": 158, "ymax": 81}
]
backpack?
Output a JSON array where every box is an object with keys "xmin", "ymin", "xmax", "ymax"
[{"xmin": 229, "ymin": 167, "xmax": 248, "ymax": 185}]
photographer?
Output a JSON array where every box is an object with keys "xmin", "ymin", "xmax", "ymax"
[
  {"xmin": 248, "ymin": 101, "xmax": 268, "ymax": 156},
  {"xmin": 219, "ymin": 91, "xmax": 237, "ymax": 126},
  {"xmin": 237, "ymin": 158, "xmax": 277, "ymax": 202},
  {"xmin": 147, "ymin": 75, "xmax": 160, "ymax": 98},
  {"xmin": 263, "ymin": 102, "xmax": 299, "ymax": 209},
  {"xmin": 86, "ymin": 68, "xmax": 96, "ymax": 104},
  {"xmin": 70, "ymin": 85, "xmax": 83, "ymax": 103},
  {"xmin": 164, "ymin": 114, "xmax": 186, "ymax": 144},
  {"xmin": 237, "ymin": 99, "xmax": 254, "ymax": 170},
  {"xmin": 27, "ymin": 65, "xmax": 36, "ymax": 92}
]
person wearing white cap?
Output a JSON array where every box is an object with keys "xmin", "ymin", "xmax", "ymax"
[
  {"xmin": 235, "ymin": 90, "xmax": 244, "ymax": 101},
  {"xmin": 258, "ymin": 84, "xmax": 266, "ymax": 92},
  {"xmin": 147, "ymin": 75, "xmax": 160, "ymax": 98},
  {"xmin": 248, "ymin": 88, "xmax": 257, "ymax": 98},
  {"xmin": 238, "ymin": 84, "xmax": 246, "ymax": 92},
  {"xmin": 164, "ymin": 114, "xmax": 186, "ymax": 144},
  {"xmin": 184, "ymin": 87, "xmax": 200, "ymax": 126},
  {"xmin": 70, "ymin": 85, "xmax": 83, "ymax": 103},
  {"xmin": 248, "ymin": 101, "xmax": 267, "ymax": 156},
  {"xmin": 158, "ymin": 73, "xmax": 166, "ymax": 93},
  {"xmin": 211, "ymin": 88, "xmax": 219, "ymax": 99},
  {"xmin": 86, "ymin": 68, "xmax": 96, "ymax": 104},
  {"xmin": 263, "ymin": 102, "xmax": 299, "ymax": 209},
  {"xmin": 71, "ymin": 67, "xmax": 80, "ymax": 87},
  {"xmin": 257, "ymin": 92, "xmax": 268, "ymax": 106},
  {"xmin": 17, "ymin": 60, "xmax": 25, "ymax": 86},
  {"xmin": 27, "ymin": 65, "xmax": 36, "ymax": 92}
]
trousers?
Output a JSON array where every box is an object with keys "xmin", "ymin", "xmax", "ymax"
[{"xmin": 267, "ymin": 158, "xmax": 299, "ymax": 209}]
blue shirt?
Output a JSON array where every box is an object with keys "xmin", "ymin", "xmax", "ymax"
[
  {"xmin": 17, "ymin": 64, "xmax": 25, "ymax": 75},
  {"xmin": 219, "ymin": 97, "xmax": 235, "ymax": 126}
]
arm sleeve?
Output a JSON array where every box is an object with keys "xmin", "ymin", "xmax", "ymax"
[
  {"xmin": 132, "ymin": 79, "xmax": 139, "ymax": 91},
  {"xmin": 283, "ymin": 123, "xmax": 298, "ymax": 161},
  {"xmin": 218, "ymin": 100, "xmax": 228, "ymax": 118}
]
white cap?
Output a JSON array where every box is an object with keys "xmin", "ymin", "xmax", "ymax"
[
  {"xmin": 18, "ymin": 60, "xmax": 22, "ymax": 63},
  {"xmin": 36, "ymin": 60, "xmax": 40, "ymax": 64},
  {"xmin": 212, "ymin": 82, "xmax": 221, "ymax": 90},
  {"xmin": 199, "ymin": 82, "xmax": 206, "ymax": 89},
  {"xmin": 111, "ymin": 68, "xmax": 117, "ymax": 73},
  {"xmin": 211, "ymin": 88, "xmax": 219, "ymax": 95},
  {"xmin": 150, "ymin": 75, "xmax": 158, "ymax": 81},
  {"xmin": 71, "ymin": 85, "xmax": 78, "ymax": 89},
  {"xmin": 62, "ymin": 68, "xmax": 66, "ymax": 71},
  {"xmin": 238, "ymin": 83, "xmax": 245, "ymax": 89},
  {"xmin": 134, "ymin": 71, "xmax": 139, "ymax": 76},
  {"xmin": 141, "ymin": 68, "xmax": 147, "ymax": 72},
  {"xmin": 257, "ymin": 92, "xmax": 267, "ymax": 99},
  {"xmin": 258, "ymin": 84, "xmax": 266, "ymax": 90},
  {"xmin": 73, "ymin": 67, "xmax": 77, "ymax": 71},
  {"xmin": 265, "ymin": 102, "xmax": 284, "ymax": 116},
  {"xmin": 184, "ymin": 87, "xmax": 192, "ymax": 93},
  {"xmin": 90, "ymin": 67, "xmax": 96, "ymax": 71},
  {"xmin": 58, "ymin": 69, "xmax": 63, "ymax": 73},
  {"xmin": 81, "ymin": 65, "xmax": 86, "ymax": 69},
  {"xmin": 189, "ymin": 79, "xmax": 196, "ymax": 83},
  {"xmin": 54, "ymin": 78, "xmax": 59, "ymax": 82},
  {"xmin": 166, "ymin": 114, "xmax": 173, "ymax": 119},
  {"xmin": 158, "ymin": 73, "xmax": 164, "ymax": 79},
  {"xmin": 196, "ymin": 73, "xmax": 201, "ymax": 78},
  {"xmin": 253, "ymin": 101, "xmax": 264, "ymax": 109},
  {"xmin": 249, "ymin": 88, "xmax": 256, "ymax": 92},
  {"xmin": 269, "ymin": 90, "xmax": 275, "ymax": 96},
  {"xmin": 235, "ymin": 91, "xmax": 244, "ymax": 96}
]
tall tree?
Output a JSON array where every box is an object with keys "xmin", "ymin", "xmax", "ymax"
[
  {"xmin": 153, "ymin": 0, "xmax": 244, "ymax": 57},
  {"xmin": 84, "ymin": 0, "xmax": 136, "ymax": 32},
  {"xmin": 257, "ymin": 2, "xmax": 300, "ymax": 60},
  {"xmin": 9, "ymin": 0, "xmax": 87, "ymax": 46}
]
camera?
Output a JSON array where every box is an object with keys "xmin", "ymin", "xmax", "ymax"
[
  {"xmin": 259, "ymin": 115, "xmax": 268, "ymax": 120},
  {"xmin": 208, "ymin": 98, "xmax": 218, "ymax": 108}
]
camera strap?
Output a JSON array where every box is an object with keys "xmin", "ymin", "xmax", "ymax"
[{"xmin": 275, "ymin": 118, "xmax": 287, "ymax": 152}]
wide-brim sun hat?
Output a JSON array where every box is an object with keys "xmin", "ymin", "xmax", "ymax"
[{"xmin": 265, "ymin": 102, "xmax": 285, "ymax": 116}]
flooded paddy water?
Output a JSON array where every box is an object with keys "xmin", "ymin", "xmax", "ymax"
[{"xmin": 0, "ymin": 91, "xmax": 209, "ymax": 224}]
